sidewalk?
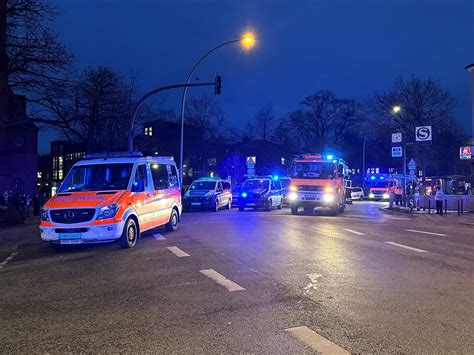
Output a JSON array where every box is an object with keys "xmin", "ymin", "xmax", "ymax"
[
  {"xmin": 0, "ymin": 216, "xmax": 40, "ymax": 248},
  {"xmin": 381, "ymin": 205, "xmax": 474, "ymax": 224}
]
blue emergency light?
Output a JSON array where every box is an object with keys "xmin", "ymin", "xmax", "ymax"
[
  {"xmin": 370, "ymin": 176, "xmax": 376, "ymax": 180},
  {"xmin": 241, "ymin": 192, "xmax": 248, "ymax": 198},
  {"xmin": 326, "ymin": 154, "xmax": 334, "ymax": 160}
]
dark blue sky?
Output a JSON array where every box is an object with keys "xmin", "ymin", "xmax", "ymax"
[{"xmin": 39, "ymin": 0, "xmax": 474, "ymax": 153}]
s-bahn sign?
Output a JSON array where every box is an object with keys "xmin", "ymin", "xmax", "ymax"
[{"xmin": 415, "ymin": 126, "xmax": 432, "ymax": 142}]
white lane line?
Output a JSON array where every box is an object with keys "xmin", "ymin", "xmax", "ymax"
[
  {"xmin": 385, "ymin": 241, "xmax": 428, "ymax": 253},
  {"xmin": 344, "ymin": 228, "xmax": 365, "ymax": 236},
  {"xmin": 199, "ymin": 269, "xmax": 245, "ymax": 292},
  {"xmin": 406, "ymin": 229, "xmax": 447, "ymax": 237},
  {"xmin": 152, "ymin": 233, "xmax": 166, "ymax": 240},
  {"xmin": 0, "ymin": 251, "xmax": 19, "ymax": 269},
  {"xmin": 286, "ymin": 326, "xmax": 349, "ymax": 355},
  {"xmin": 166, "ymin": 246, "xmax": 190, "ymax": 257}
]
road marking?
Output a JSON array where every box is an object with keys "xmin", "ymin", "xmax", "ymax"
[
  {"xmin": 153, "ymin": 233, "xmax": 166, "ymax": 240},
  {"xmin": 200, "ymin": 269, "xmax": 245, "ymax": 292},
  {"xmin": 0, "ymin": 251, "xmax": 19, "ymax": 269},
  {"xmin": 385, "ymin": 241, "xmax": 428, "ymax": 253},
  {"xmin": 406, "ymin": 229, "xmax": 447, "ymax": 237},
  {"xmin": 166, "ymin": 246, "xmax": 190, "ymax": 257},
  {"xmin": 388, "ymin": 216, "xmax": 410, "ymax": 221},
  {"xmin": 344, "ymin": 228, "xmax": 365, "ymax": 236},
  {"xmin": 286, "ymin": 326, "xmax": 349, "ymax": 354}
]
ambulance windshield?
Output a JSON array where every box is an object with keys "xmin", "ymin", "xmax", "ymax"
[
  {"xmin": 291, "ymin": 162, "xmax": 334, "ymax": 179},
  {"xmin": 59, "ymin": 163, "xmax": 134, "ymax": 192}
]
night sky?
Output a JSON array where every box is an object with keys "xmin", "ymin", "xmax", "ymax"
[{"xmin": 39, "ymin": 0, "xmax": 474, "ymax": 153}]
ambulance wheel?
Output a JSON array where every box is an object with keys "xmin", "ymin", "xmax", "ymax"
[
  {"xmin": 227, "ymin": 199, "xmax": 232, "ymax": 209},
  {"xmin": 360, "ymin": 195, "xmax": 364, "ymax": 201},
  {"xmin": 291, "ymin": 206, "xmax": 299, "ymax": 215},
  {"xmin": 120, "ymin": 218, "xmax": 138, "ymax": 248},
  {"xmin": 213, "ymin": 199, "xmax": 219, "ymax": 212},
  {"xmin": 277, "ymin": 200, "xmax": 282, "ymax": 210},
  {"xmin": 166, "ymin": 208, "xmax": 179, "ymax": 232}
]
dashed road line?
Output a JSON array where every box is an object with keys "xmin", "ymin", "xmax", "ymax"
[
  {"xmin": 286, "ymin": 326, "xmax": 349, "ymax": 354},
  {"xmin": 343, "ymin": 228, "xmax": 365, "ymax": 236},
  {"xmin": 406, "ymin": 229, "xmax": 447, "ymax": 237},
  {"xmin": 386, "ymin": 241, "xmax": 428, "ymax": 253},
  {"xmin": 166, "ymin": 246, "xmax": 190, "ymax": 257},
  {"xmin": 199, "ymin": 269, "xmax": 245, "ymax": 292},
  {"xmin": 0, "ymin": 251, "xmax": 18, "ymax": 269},
  {"xmin": 152, "ymin": 233, "xmax": 166, "ymax": 240}
]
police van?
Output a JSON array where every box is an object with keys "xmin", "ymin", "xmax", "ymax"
[{"xmin": 40, "ymin": 152, "xmax": 182, "ymax": 250}]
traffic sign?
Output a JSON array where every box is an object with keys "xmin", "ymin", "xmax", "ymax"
[
  {"xmin": 408, "ymin": 158, "xmax": 416, "ymax": 170},
  {"xmin": 392, "ymin": 133, "xmax": 402, "ymax": 143},
  {"xmin": 415, "ymin": 126, "xmax": 432, "ymax": 142},
  {"xmin": 460, "ymin": 146, "xmax": 472, "ymax": 160},
  {"xmin": 392, "ymin": 146, "xmax": 403, "ymax": 158},
  {"xmin": 246, "ymin": 156, "xmax": 256, "ymax": 169}
]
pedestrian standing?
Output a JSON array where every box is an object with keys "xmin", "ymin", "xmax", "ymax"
[{"xmin": 435, "ymin": 186, "xmax": 444, "ymax": 215}]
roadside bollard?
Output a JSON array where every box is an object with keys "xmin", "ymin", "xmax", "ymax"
[
  {"xmin": 461, "ymin": 199, "xmax": 464, "ymax": 215},
  {"xmin": 428, "ymin": 199, "xmax": 431, "ymax": 214},
  {"xmin": 457, "ymin": 200, "xmax": 460, "ymax": 216},
  {"xmin": 445, "ymin": 199, "xmax": 447, "ymax": 215}
]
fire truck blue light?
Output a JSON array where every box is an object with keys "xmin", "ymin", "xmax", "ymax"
[
  {"xmin": 241, "ymin": 192, "xmax": 248, "ymax": 198},
  {"xmin": 370, "ymin": 176, "xmax": 376, "ymax": 180}
]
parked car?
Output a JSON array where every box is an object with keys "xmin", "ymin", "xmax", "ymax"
[
  {"xmin": 231, "ymin": 175, "xmax": 252, "ymax": 206},
  {"xmin": 40, "ymin": 153, "xmax": 181, "ymax": 250},
  {"xmin": 183, "ymin": 178, "xmax": 232, "ymax": 212},
  {"xmin": 349, "ymin": 187, "xmax": 365, "ymax": 200},
  {"xmin": 238, "ymin": 177, "xmax": 283, "ymax": 211}
]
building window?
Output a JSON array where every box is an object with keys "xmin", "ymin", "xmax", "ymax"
[
  {"xmin": 37, "ymin": 172, "xmax": 42, "ymax": 179},
  {"xmin": 281, "ymin": 157, "xmax": 286, "ymax": 165},
  {"xmin": 145, "ymin": 126, "xmax": 153, "ymax": 136}
]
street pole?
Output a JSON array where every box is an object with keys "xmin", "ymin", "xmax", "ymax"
[
  {"xmin": 403, "ymin": 141, "xmax": 407, "ymax": 207},
  {"xmin": 362, "ymin": 135, "xmax": 366, "ymax": 186},
  {"xmin": 179, "ymin": 38, "xmax": 240, "ymax": 187},
  {"xmin": 127, "ymin": 81, "xmax": 216, "ymax": 154}
]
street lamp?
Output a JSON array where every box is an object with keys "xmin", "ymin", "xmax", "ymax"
[
  {"xmin": 178, "ymin": 32, "xmax": 256, "ymax": 187},
  {"xmin": 392, "ymin": 105, "xmax": 401, "ymax": 114}
]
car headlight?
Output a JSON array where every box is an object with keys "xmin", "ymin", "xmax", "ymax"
[
  {"xmin": 40, "ymin": 208, "xmax": 49, "ymax": 221},
  {"xmin": 369, "ymin": 193, "xmax": 375, "ymax": 198},
  {"xmin": 289, "ymin": 185, "xmax": 297, "ymax": 192},
  {"xmin": 323, "ymin": 194, "xmax": 334, "ymax": 202},
  {"xmin": 288, "ymin": 192, "xmax": 298, "ymax": 201},
  {"xmin": 97, "ymin": 203, "xmax": 120, "ymax": 220},
  {"xmin": 383, "ymin": 193, "xmax": 390, "ymax": 199}
]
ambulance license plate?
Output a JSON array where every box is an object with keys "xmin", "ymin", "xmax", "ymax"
[{"xmin": 59, "ymin": 233, "xmax": 81, "ymax": 244}]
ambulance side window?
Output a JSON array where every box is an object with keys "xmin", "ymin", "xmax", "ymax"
[
  {"xmin": 132, "ymin": 165, "xmax": 147, "ymax": 192},
  {"xmin": 151, "ymin": 164, "xmax": 169, "ymax": 190},
  {"xmin": 167, "ymin": 165, "xmax": 179, "ymax": 188}
]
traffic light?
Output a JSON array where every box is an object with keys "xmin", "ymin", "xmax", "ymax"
[{"xmin": 214, "ymin": 74, "xmax": 222, "ymax": 95}]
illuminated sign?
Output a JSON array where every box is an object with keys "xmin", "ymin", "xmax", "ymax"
[{"xmin": 460, "ymin": 146, "xmax": 473, "ymax": 160}]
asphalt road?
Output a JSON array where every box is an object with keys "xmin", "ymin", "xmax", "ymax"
[{"xmin": 1, "ymin": 202, "xmax": 473, "ymax": 353}]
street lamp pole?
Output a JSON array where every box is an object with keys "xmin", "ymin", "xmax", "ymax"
[
  {"xmin": 178, "ymin": 39, "xmax": 239, "ymax": 187},
  {"xmin": 179, "ymin": 33, "xmax": 255, "ymax": 187}
]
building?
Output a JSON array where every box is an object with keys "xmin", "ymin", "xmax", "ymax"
[{"xmin": 51, "ymin": 141, "xmax": 85, "ymax": 184}]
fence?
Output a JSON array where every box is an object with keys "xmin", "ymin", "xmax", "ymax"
[{"xmin": 416, "ymin": 195, "xmax": 474, "ymax": 214}]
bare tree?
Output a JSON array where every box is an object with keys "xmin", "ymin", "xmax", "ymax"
[
  {"xmin": 286, "ymin": 90, "xmax": 360, "ymax": 152},
  {"xmin": 246, "ymin": 104, "xmax": 276, "ymax": 141},
  {"xmin": 6, "ymin": 0, "xmax": 73, "ymax": 102},
  {"xmin": 185, "ymin": 94, "xmax": 224, "ymax": 140},
  {"xmin": 32, "ymin": 66, "xmax": 140, "ymax": 152}
]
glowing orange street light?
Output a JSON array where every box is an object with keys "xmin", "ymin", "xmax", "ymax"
[{"xmin": 241, "ymin": 33, "xmax": 255, "ymax": 49}]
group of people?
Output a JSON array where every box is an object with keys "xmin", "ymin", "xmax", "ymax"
[{"xmin": 1, "ymin": 191, "xmax": 41, "ymax": 220}]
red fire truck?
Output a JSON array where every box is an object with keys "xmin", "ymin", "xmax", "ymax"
[{"xmin": 287, "ymin": 154, "xmax": 349, "ymax": 215}]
